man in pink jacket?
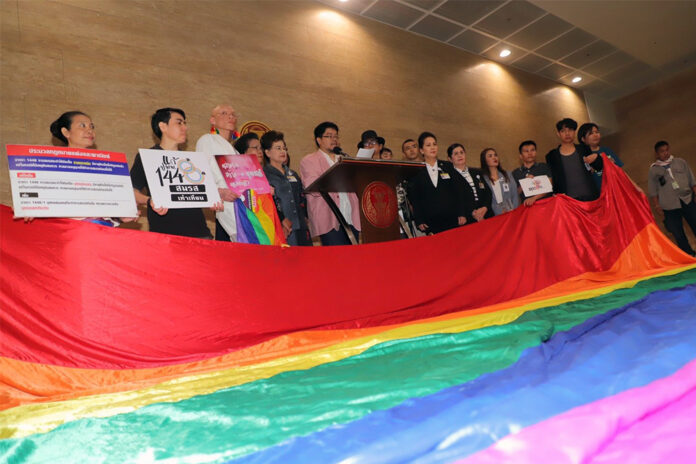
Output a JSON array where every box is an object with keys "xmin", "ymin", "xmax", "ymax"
[{"xmin": 300, "ymin": 121, "xmax": 361, "ymax": 245}]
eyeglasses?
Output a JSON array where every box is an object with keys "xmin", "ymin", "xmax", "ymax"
[
  {"xmin": 217, "ymin": 111, "xmax": 239, "ymax": 119},
  {"xmin": 322, "ymin": 135, "xmax": 339, "ymax": 140},
  {"xmin": 363, "ymin": 140, "xmax": 377, "ymax": 147}
]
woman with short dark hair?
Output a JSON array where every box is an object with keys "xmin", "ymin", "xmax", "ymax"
[{"xmin": 261, "ymin": 131, "xmax": 311, "ymax": 246}]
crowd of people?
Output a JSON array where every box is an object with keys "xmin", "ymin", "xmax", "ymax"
[{"xmin": 35, "ymin": 106, "xmax": 696, "ymax": 254}]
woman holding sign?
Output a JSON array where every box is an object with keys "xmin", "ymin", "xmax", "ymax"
[
  {"xmin": 262, "ymin": 131, "xmax": 312, "ymax": 246},
  {"xmin": 39, "ymin": 111, "xmax": 138, "ymax": 225},
  {"xmin": 130, "ymin": 107, "xmax": 222, "ymax": 238}
]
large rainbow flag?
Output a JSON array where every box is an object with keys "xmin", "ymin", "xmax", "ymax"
[{"xmin": 1, "ymin": 158, "xmax": 694, "ymax": 463}]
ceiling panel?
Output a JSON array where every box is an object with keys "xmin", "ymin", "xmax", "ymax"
[
  {"xmin": 320, "ymin": 0, "xmax": 691, "ymax": 100},
  {"xmin": 448, "ymin": 28, "xmax": 498, "ymax": 54},
  {"xmin": 511, "ymin": 53, "xmax": 554, "ymax": 73},
  {"xmin": 362, "ymin": 0, "xmax": 424, "ymax": 28},
  {"xmin": 506, "ymin": 13, "xmax": 573, "ymax": 50},
  {"xmin": 537, "ymin": 62, "xmax": 573, "ymax": 80},
  {"xmin": 581, "ymin": 51, "xmax": 635, "ymax": 77},
  {"xmin": 474, "ymin": 0, "xmax": 546, "ymax": 37},
  {"xmin": 530, "ymin": 0, "xmax": 696, "ymax": 68},
  {"xmin": 535, "ymin": 27, "xmax": 596, "ymax": 60},
  {"xmin": 434, "ymin": 0, "xmax": 505, "ymax": 26},
  {"xmin": 603, "ymin": 60, "xmax": 655, "ymax": 83},
  {"xmin": 401, "ymin": 0, "xmax": 443, "ymax": 11},
  {"xmin": 410, "ymin": 15, "xmax": 463, "ymax": 42},
  {"xmin": 560, "ymin": 40, "xmax": 616, "ymax": 69}
]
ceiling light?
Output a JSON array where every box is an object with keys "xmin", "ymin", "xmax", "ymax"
[
  {"xmin": 339, "ymin": 0, "xmax": 348, "ymax": 2},
  {"xmin": 572, "ymin": 76, "xmax": 582, "ymax": 83},
  {"xmin": 499, "ymin": 49, "xmax": 511, "ymax": 58}
]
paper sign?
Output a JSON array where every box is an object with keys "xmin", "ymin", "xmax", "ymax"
[
  {"xmin": 139, "ymin": 149, "xmax": 221, "ymax": 208},
  {"xmin": 215, "ymin": 154, "xmax": 271, "ymax": 195},
  {"xmin": 356, "ymin": 148, "xmax": 375, "ymax": 159},
  {"xmin": 519, "ymin": 175, "xmax": 553, "ymax": 197},
  {"xmin": 6, "ymin": 144, "xmax": 137, "ymax": 218}
]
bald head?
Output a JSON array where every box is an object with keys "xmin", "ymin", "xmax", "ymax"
[{"xmin": 210, "ymin": 105, "xmax": 238, "ymax": 134}]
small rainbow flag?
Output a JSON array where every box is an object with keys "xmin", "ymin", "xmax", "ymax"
[
  {"xmin": 234, "ymin": 190, "xmax": 285, "ymax": 246},
  {"xmin": 215, "ymin": 154, "xmax": 286, "ymax": 246},
  {"xmin": 1, "ymin": 158, "xmax": 694, "ymax": 463}
]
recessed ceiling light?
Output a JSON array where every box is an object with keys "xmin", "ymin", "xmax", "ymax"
[
  {"xmin": 572, "ymin": 76, "xmax": 582, "ymax": 83},
  {"xmin": 499, "ymin": 49, "xmax": 511, "ymax": 58},
  {"xmin": 339, "ymin": 0, "xmax": 348, "ymax": 2}
]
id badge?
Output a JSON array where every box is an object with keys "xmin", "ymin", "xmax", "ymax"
[
  {"xmin": 672, "ymin": 181, "xmax": 680, "ymax": 190},
  {"xmin": 440, "ymin": 173, "xmax": 451, "ymax": 180},
  {"xmin": 502, "ymin": 182, "xmax": 510, "ymax": 192}
]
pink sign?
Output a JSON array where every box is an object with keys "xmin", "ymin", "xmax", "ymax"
[{"xmin": 215, "ymin": 154, "xmax": 271, "ymax": 195}]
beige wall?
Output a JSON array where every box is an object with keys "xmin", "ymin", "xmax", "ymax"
[
  {"xmin": 1, "ymin": 0, "xmax": 589, "ymax": 229},
  {"xmin": 603, "ymin": 66, "xmax": 696, "ymax": 189},
  {"xmin": 602, "ymin": 65, "xmax": 696, "ymax": 246}
]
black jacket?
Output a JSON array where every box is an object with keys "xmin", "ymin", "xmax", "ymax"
[
  {"xmin": 458, "ymin": 167, "xmax": 494, "ymax": 219},
  {"xmin": 263, "ymin": 164, "xmax": 308, "ymax": 230},
  {"xmin": 407, "ymin": 160, "xmax": 475, "ymax": 234},
  {"xmin": 545, "ymin": 144, "xmax": 603, "ymax": 201}
]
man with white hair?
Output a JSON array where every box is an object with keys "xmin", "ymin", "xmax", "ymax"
[{"xmin": 196, "ymin": 104, "xmax": 241, "ymax": 241}]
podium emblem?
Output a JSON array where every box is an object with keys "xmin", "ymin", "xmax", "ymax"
[{"xmin": 362, "ymin": 181, "xmax": 397, "ymax": 228}]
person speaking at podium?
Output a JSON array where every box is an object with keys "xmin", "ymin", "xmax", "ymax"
[{"xmin": 300, "ymin": 121, "xmax": 361, "ymax": 246}]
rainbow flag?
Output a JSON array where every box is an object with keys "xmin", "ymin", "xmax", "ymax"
[
  {"xmin": 1, "ymin": 158, "xmax": 694, "ymax": 463},
  {"xmin": 234, "ymin": 190, "xmax": 285, "ymax": 245}
]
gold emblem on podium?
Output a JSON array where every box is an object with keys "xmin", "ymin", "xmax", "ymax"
[{"xmin": 362, "ymin": 181, "xmax": 397, "ymax": 228}]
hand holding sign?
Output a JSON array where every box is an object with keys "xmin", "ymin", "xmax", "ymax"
[
  {"xmin": 519, "ymin": 175, "xmax": 552, "ymax": 198},
  {"xmin": 139, "ymin": 149, "xmax": 221, "ymax": 209}
]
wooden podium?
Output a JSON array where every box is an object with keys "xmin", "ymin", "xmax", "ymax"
[{"xmin": 304, "ymin": 158, "xmax": 424, "ymax": 244}]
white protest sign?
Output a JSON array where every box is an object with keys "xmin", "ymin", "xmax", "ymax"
[
  {"xmin": 519, "ymin": 175, "xmax": 553, "ymax": 198},
  {"xmin": 139, "ymin": 149, "xmax": 220, "ymax": 208}
]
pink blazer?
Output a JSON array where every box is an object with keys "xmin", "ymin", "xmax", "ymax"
[{"xmin": 300, "ymin": 150, "xmax": 361, "ymax": 237}]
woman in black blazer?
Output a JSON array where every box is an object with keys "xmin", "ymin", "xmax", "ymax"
[
  {"xmin": 448, "ymin": 143, "xmax": 493, "ymax": 222},
  {"xmin": 407, "ymin": 132, "xmax": 474, "ymax": 235}
]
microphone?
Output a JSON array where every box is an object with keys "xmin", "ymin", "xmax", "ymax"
[{"xmin": 332, "ymin": 146, "xmax": 351, "ymax": 157}]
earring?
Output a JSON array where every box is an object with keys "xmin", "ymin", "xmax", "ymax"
[{"xmin": 210, "ymin": 124, "xmax": 219, "ymax": 135}]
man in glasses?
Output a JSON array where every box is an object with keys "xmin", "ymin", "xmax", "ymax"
[
  {"xmin": 359, "ymin": 130, "xmax": 383, "ymax": 160},
  {"xmin": 300, "ymin": 121, "xmax": 361, "ymax": 245}
]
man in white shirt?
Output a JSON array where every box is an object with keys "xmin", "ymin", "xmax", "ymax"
[{"xmin": 195, "ymin": 104, "xmax": 241, "ymax": 241}]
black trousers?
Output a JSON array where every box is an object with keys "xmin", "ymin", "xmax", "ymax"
[
  {"xmin": 319, "ymin": 225, "xmax": 359, "ymax": 246},
  {"xmin": 215, "ymin": 219, "xmax": 231, "ymax": 242},
  {"xmin": 663, "ymin": 199, "xmax": 696, "ymax": 255}
]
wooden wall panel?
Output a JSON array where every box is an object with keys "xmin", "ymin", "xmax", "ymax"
[{"xmin": 1, "ymin": 0, "xmax": 589, "ymax": 230}]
